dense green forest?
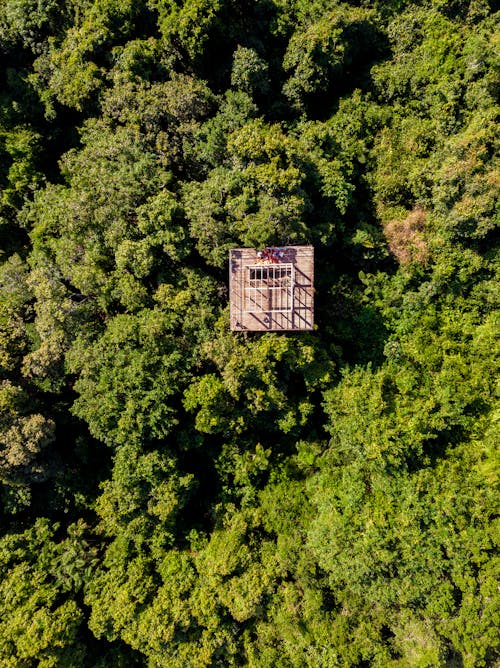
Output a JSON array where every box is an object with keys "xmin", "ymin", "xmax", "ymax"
[{"xmin": 0, "ymin": 0, "xmax": 499, "ymax": 665}]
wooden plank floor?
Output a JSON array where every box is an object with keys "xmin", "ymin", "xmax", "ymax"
[{"xmin": 230, "ymin": 246, "xmax": 314, "ymax": 331}]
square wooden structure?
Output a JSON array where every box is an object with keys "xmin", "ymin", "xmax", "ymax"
[{"xmin": 229, "ymin": 246, "xmax": 314, "ymax": 331}]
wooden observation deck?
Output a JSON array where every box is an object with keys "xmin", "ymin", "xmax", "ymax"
[{"xmin": 229, "ymin": 246, "xmax": 314, "ymax": 331}]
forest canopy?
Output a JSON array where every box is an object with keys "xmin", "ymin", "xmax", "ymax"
[{"xmin": 0, "ymin": 0, "xmax": 498, "ymax": 665}]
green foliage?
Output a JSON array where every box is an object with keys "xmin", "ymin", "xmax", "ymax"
[
  {"xmin": 0, "ymin": 0, "xmax": 71, "ymax": 54},
  {"xmin": 68, "ymin": 311, "xmax": 183, "ymax": 447},
  {"xmin": 0, "ymin": 126, "xmax": 44, "ymax": 213},
  {"xmin": 100, "ymin": 73, "xmax": 216, "ymax": 172},
  {"xmin": 30, "ymin": 0, "xmax": 148, "ymax": 111},
  {"xmin": 0, "ymin": 1, "xmax": 498, "ymax": 666},
  {"xmin": 192, "ymin": 90, "xmax": 258, "ymax": 170},
  {"xmin": 68, "ymin": 268, "xmax": 218, "ymax": 448},
  {"xmin": 24, "ymin": 122, "xmax": 167, "ymax": 313},
  {"xmin": 306, "ymin": 423, "xmax": 499, "ymax": 667},
  {"xmin": 0, "ymin": 518, "xmax": 97, "ymax": 666},
  {"xmin": 231, "ymin": 46, "xmax": 270, "ymax": 99},
  {"xmin": 184, "ymin": 120, "xmax": 312, "ymax": 265},
  {"xmin": 152, "ymin": 0, "xmax": 224, "ymax": 67},
  {"xmin": 0, "ymin": 254, "xmax": 31, "ymax": 374},
  {"xmin": 282, "ymin": 6, "xmax": 377, "ymax": 114}
]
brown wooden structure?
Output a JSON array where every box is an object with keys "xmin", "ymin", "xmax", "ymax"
[{"xmin": 229, "ymin": 246, "xmax": 314, "ymax": 331}]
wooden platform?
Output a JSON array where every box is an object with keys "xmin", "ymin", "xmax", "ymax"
[{"xmin": 229, "ymin": 246, "xmax": 314, "ymax": 331}]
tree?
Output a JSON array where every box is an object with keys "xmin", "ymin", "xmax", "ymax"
[
  {"xmin": 0, "ymin": 518, "xmax": 98, "ymax": 666},
  {"xmin": 282, "ymin": 6, "xmax": 377, "ymax": 115},
  {"xmin": 0, "ymin": 0, "xmax": 498, "ymax": 664},
  {"xmin": 68, "ymin": 269, "xmax": 218, "ymax": 449},
  {"xmin": 231, "ymin": 46, "xmax": 269, "ymax": 99},
  {"xmin": 184, "ymin": 119, "xmax": 311, "ymax": 266}
]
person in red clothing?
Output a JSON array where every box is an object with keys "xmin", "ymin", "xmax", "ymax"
[{"xmin": 257, "ymin": 247, "xmax": 285, "ymax": 262}]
